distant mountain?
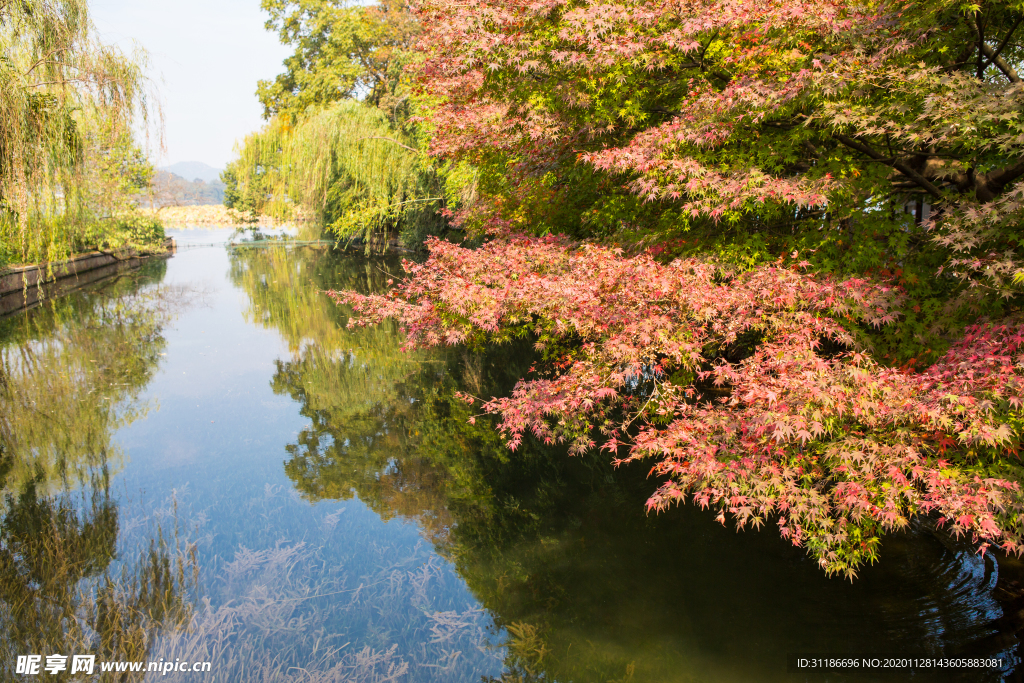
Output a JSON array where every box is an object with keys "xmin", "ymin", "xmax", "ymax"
[
  {"xmin": 144, "ymin": 171, "xmax": 225, "ymax": 207},
  {"xmin": 161, "ymin": 161, "xmax": 223, "ymax": 184}
]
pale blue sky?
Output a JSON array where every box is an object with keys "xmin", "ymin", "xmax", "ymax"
[{"xmin": 91, "ymin": 0, "xmax": 292, "ymax": 169}]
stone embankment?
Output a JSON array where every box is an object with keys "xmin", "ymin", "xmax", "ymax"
[{"xmin": 0, "ymin": 238, "xmax": 175, "ymax": 317}]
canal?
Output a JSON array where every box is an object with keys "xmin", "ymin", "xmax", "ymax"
[{"xmin": 0, "ymin": 227, "xmax": 1017, "ymax": 681}]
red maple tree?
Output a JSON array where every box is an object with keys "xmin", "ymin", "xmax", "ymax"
[{"xmin": 331, "ymin": 0, "xmax": 1024, "ymax": 576}]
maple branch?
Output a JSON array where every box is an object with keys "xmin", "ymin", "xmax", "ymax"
[
  {"xmin": 832, "ymin": 134, "xmax": 943, "ymax": 199},
  {"xmin": 944, "ymin": 42, "xmax": 978, "ymax": 74},
  {"xmin": 803, "ymin": 140, "xmax": 821, "ymax": 159},
  {"xmin": 986, "ymin": 16, "xmax": 1023, "ymax": 68},
  {"xmin": 698, "ymin": 30, "xmax": 720, "ymax": 72},
  {"xmin": 643, "ymin": 106, "xmax": 682, "ymax": 117},
  {"xmin": 649, "ymin": 62, "xmax": 701, "ymax": 88},
  {"xmin": 969, "ymin": 16, "xmax": 1022, "ymax": 83},
  {"xmin": 972, "ymin": 158, "xmax": 1024, "ymax": 201},
  {"xmin": 977, "ymin": 14, "xmax": 986, "ymax": 80},
  {"xmin": 887, "ymin": 154, "xmax": 1024, "ymax": 202}
]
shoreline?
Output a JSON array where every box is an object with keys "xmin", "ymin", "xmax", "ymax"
[
  {"xmin": 0, "ymin": 238, "xmax": 176, "ymax": 318},
  {"xmin": 142, "ymin": 204, "xmax": 306, "ymax": 229}
]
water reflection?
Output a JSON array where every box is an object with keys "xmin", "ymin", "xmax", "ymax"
[
  {"xmin": 0, "ymin": 263, "xmax": 178, "ymax": 491},
  {"xmin": 0, "ymin": 265, "xmax": 196, "ymax": 680},
  {"xmin": 2, "ymin": 240, "xmax": 1013, "ymax": 682},
  {"xmin": 235, "ymin": 245, "xmax": 1020, "ymax": 681},
  {"xmin": 128, "ymin": 242, "xmax": 502, "ymax": 682},
  {"xmin": 0, "ymin": 466, "xmax": 195, "ymax": 681},
  {"xmin": 230, "ymin": 245, "xmax": 457, "ymax": 535}
]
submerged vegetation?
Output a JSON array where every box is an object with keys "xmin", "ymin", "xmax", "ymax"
[
  {"xmin": 0, "ymin": 469, "xmax": 197, "ymax": 683},
  {"xmin": 0, "ymin": 0, "xmax": 165, "ymax": 269}
]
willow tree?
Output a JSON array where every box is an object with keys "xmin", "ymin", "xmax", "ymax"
[
  {"xmin": 227, "ymin": 100, "xmax": 444, "ymax": 249},
  {"xmin": 0, "ymin": 0, "xmax": 155, "ymax": 267},
  {"xmin": 227, "ymin": 0, "xmax": 455, "ymax": 250}
]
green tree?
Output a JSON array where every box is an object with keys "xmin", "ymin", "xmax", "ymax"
[
  {"xmin": 257, "ymin": 0, "xmax": 419, "ymax": 119},
  {"xmin": 227, "ymin": 100, "xmax": 446, "ymax": 249},
  {"xmin": 230, "ymin": 0, "xmax": 457, "ymax": 249}
]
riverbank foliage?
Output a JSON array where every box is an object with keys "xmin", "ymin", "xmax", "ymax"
[
  {"xmin": 225, "ymin": 100, "xmax": 443, "ymax": 248},
  {"xmin": 244, "ymin": 0, "xmax": 1024, "ymax": 575},
  {"xmin": 225, "ymin": 0, "xmax": 470, "ymax": 250},
  {"xmin": 336, "ymin": 237, "xmax": 1023, "ymax": 578},
  {"xmin": 0, "ymin": 0, "xmax": 164, "ymax": 270}
]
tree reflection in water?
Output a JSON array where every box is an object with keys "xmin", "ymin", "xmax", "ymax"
[
  {"xmin": 226, "ymin": 244, "xmax": 1021, "ymax": 681},
  {"xmin": 0, "ymin": 265, "xmax": 196, "ymax": 681}
]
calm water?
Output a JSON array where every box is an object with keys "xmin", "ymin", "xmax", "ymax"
[{"xmin": 0, "ymin": 228, "xmax": 1019, "ymax": 682}]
